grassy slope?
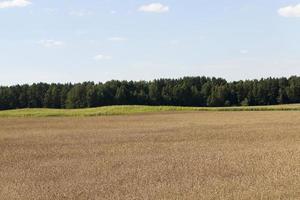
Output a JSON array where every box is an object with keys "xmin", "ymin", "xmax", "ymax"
[{"xmin": 0, "ymin": 104, "xmax": 300, "ymax": 117}]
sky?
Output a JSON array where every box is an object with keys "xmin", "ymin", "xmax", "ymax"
[{"xmin": 1, "ymin": 0, "xmax": 300, "ymax": 85}]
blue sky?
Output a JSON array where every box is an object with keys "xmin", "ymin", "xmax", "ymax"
[{"xmin": 1, "ymin": 0, "xmax": 300, "ymax": 85}]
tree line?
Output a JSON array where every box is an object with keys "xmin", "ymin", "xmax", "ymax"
[{"xmin": 0, "ymin": 76, "xmax": 300, "ymax": 110}]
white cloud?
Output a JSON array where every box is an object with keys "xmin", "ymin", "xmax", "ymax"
[
  {"xmin": 138, "ymin": 3, "xmax": 169, "ymax": 13},
  {"xmin": 94, "ymin": 54, "xmax": 112, "ymax": 61},
  {"xmin": 69, "ymin": 10, "xmax": 93, "ymax": 17},
  {"xmin": 0, "ymin": 0, "xmax": 31, "ymax": 9},
  {"xmin": 108, "ymin": 37, "xmax": 127, "ymax": 42},
  {"xmin": 278, "ymin": 4, "xmax": 300, "ymax": 17},
  {"xmin": 38, "ymin": 40, "xmax": 65, "ymax": 48}
]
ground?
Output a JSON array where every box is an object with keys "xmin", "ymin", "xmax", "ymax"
[{"xmin": 1, "ymin": 111, "xmax": 300, "ymax": 199}]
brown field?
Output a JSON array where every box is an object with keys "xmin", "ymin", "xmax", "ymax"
[{"xmin": 1, "ymin": 111, "xmax": 300, "ymax": 200}]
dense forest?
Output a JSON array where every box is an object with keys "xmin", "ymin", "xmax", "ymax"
[{"xmin": 0, "ymin": 76, "xmax": 300, "ymax": 110}]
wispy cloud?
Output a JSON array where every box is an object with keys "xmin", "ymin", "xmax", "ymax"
[
  {"xmin": 110, "ymin": 10, "xmax": 117, "ymax": 15},
  {"xmin": 108, "ymin": 37, "xmax": 127, "ymax": 42},
  {"xmin": 240, "ymin": 49, "xmax": 249, "ymax": 54},
  {"xmin": 94, "ymin": 54, "xmax": 112, "ymax": 61},
  {"xmin": 170, "ymin": 40, "xmax": 180, "ymax": 46},
  {"xmin": 0, "ymin": 0, "xmax": 31, "ymax": 9},
  {"xmin": 44, "ymin": 8, "xmax": 58, "ymax": 14},
  {"xmin": 278, "ymin": 4, "xmax": 300, "ymax": 17},
  {"xmin": 138, "ymin": 3, "xmax": 169, "ymax": 13},
  {"xmin": 69, "ymin": 10, "xmax": 93, "ymax": 17},
  {"xmin": 38, "ymin": 40, "xmax": 65, "ymax": 48}
]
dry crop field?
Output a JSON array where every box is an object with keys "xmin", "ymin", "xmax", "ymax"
[{"xmin": 1, "ymin": 111, "xmax": 300, "ymax": 199}]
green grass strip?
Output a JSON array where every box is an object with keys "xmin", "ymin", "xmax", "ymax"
[{"xmin": 0, "ymin": 104, "xmax": 300, "ymax": 117}]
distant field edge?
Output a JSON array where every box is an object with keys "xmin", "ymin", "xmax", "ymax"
[{"xmin": 0, "ymin": 104, "xmax": 300, "ymax": 117}]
